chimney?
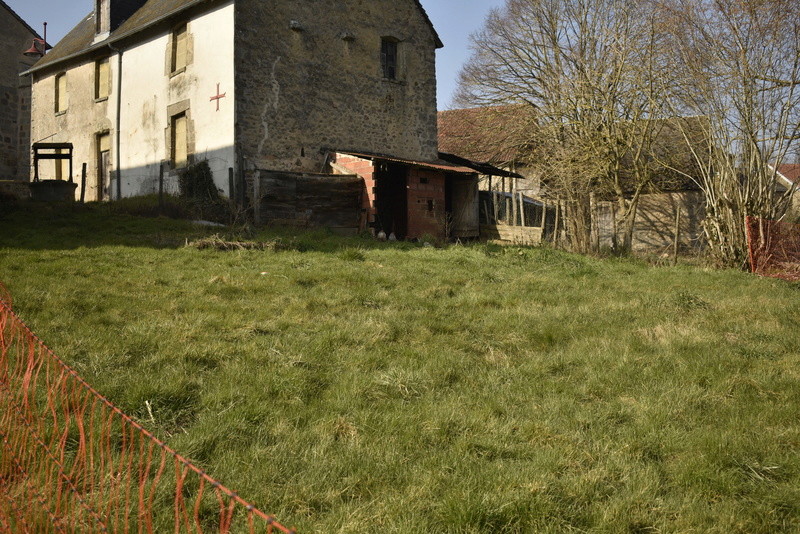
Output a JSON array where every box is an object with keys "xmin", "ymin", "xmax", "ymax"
[{"xmin": 95, "ymin": 0, "xmax": 147, "ymax": 36}]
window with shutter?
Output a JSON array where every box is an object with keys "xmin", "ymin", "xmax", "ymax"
[
  {"xmin": 95, "ymin": 58, "xmax": 110, "ymax": 100},
  {"xmin": 171, "ymin": 113, "xmax": 188, "ymax": 168},
  {"xmin": 172, "ymin": 24, "xmax": 188, "ymax": 73},
  {"xmin": 55, "ymin": 73, "xmax": 67, "ymax": 113},
  {"xmin": 381, "ymin": 38, "xmax": 398, "ymax": 80}
]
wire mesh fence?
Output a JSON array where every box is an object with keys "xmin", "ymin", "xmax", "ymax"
[
  {"xmin": 745, "ymin": 216, "xmax": 800, "ymax": 281},
  {"xmin": 0, "ymin": 283, "xmax": 295, "ymax": 533}
]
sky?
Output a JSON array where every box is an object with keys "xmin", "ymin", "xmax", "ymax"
[{"xmin": 5, "ymin": 0, "xmax": 505, "ymax": 110}]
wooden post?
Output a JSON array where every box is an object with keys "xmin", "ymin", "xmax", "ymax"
[
  {"xmin": 228, "ymin": 167, "xmax": 235, "ymax": 206},
  {"xmin": 554, "ymin": 198, "xmax": 561, "ymax": 246},
  {"xmin": 611, "ymin": 202, "xmax": 618, "ymax": 252},
  {"xmin": 501, "ymin": 177, "xmax": 508, "ymax": 224},
  {"xmin": 511, "ymin": 180, "xmax": 518, "ymax": 226},
  {"xmin": 588, "ymin": 192, "xmax": 600, "ymax": 252},
  {"xmin": 519, "ymin": 193, "xmax": 526, "ymax": 227},
  {"xmin": 253, "ymin": 173, "xmax": 261, "ymax": 226},
  {"xmin": 239, "ymin": 167, "xmax": 246, "ymax": 208},
  {"xmin": 79, "ymin": 163, "xmax": 87, "ymax": 203},
  {"xmin": 673, "ymin": 206, "xmax": 681, "ymax": 266},
  {"xmin": 540, "ymin": 200, "xmax": 547, "ymax": 229},
  {"xmin": 158, "ymin": 162, "xmax": 164, "ymax": 214}
]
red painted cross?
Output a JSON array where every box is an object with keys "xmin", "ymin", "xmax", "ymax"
[{"xmin": 210, "ymin": 83, "xmax": 226, "ymax": 111}]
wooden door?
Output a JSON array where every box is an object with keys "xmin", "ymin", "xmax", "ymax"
[{"xmin": 97, "ymin": 134, "xmax": 110, "ymax": 200}]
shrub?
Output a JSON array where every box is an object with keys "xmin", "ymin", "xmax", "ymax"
[
  {"xmin": 177, "ymin": 161, "xmax": 231, "ymax": 224},
  {"xmin": 178, "ymin": 161, "xmax": 220, "ymax": 203}
]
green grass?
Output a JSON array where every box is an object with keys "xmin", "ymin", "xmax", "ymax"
[{"xmin": 1, "ymin": 203, "xmax": 800, "ymax": 533}]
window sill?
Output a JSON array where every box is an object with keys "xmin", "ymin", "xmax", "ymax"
[
  {"xmin": 55, "ymin": 110, "xmax": 67, "ymax": 116},
  {"xmin": 167, "ymin": 161, "xmax": 193, "ymax": 173},
  {"xmin": 94, "ymin": 96, "xmax": 109, "ymax": 104},
  {"xmin": 381, "ymin": 78, "xmax": 406, "ymax": 86},
  {"xmin": 170, "ymin": 67, "xmax": 186, "ymax": 78}
]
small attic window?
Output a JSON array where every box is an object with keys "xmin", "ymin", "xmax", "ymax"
[{"xmin": 381, "ymin": 37, "xmax": 398, "ymax": 80}]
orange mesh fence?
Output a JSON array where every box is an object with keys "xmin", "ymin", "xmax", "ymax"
[
  {"xmin": 0, "ymin": 283, "xmax": 296, "ymax": 533},
  {"xmin": 746, "ymin": 216, "xmax": 800, "ymax": 282}
]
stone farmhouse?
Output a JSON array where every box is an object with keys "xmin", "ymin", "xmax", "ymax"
[
  {"xmin": 0, "ymin": 1, "xmax": 40, "ymax": 181},
  {"xmin": 25, "ymin": 0, "xmax": 485, "ymax": 239}
]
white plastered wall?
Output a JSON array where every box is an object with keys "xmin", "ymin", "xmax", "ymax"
[
  {"xmin": 30, "ymin": 3, "xmax": 236, "ymax": 200},
  {"xmin": 117, "ymin": 0, "xmax": 235, "ymax": 197}
]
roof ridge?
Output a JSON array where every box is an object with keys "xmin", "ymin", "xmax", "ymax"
[
  {"xmin": 0, "ymin": 0, "xmax": 42, "ymax": 39},
  {"xmin": 412, "ymin": 0, "xmax": 443, "ymax": 49}
]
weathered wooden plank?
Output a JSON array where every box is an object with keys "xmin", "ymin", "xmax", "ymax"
[{"xmin": 256, "ymin": 171, "xmax": 362, "ymax": 229}]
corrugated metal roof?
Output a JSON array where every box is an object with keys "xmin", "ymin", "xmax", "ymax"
[
  {"xmin": 438, "ymin": 151, "xmax": 522, "ymax": 178},
  {"xmin": 336, "ymin": 151, "xmax": 477, "ymax": 174}
]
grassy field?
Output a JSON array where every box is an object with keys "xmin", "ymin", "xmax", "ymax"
[{"xmin": 1, "ymin": 202, "xmax": 799, "ymax": 533}]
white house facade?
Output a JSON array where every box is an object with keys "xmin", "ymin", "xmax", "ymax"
[{"xmin": 28, "ymin": 0, "xmax": 235, "ymax": 200}]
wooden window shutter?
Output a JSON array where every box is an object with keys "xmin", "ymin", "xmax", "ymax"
[
  {"xmin": 98, "ymin": 133, "xmax": 111, "ymax": 153},
  {"xmin": 56, "ymin": 73, "xmax": 67, "ymax": 112},
  {"xmin": 96, "ymin": 58, "xmax": 110, "ymax": 99},
  {"xmin": 173, "ymin": 25, "xmax": 188, "ymax": 72},
  {"xmin": 172, "ymin": 113, "xmax": 188, "ymax": 168}
]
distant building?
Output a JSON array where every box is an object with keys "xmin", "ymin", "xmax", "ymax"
[
  {"xmin": 0, "ymin": 1, "xmax": 41, "ymax": 180},
  {"xmin": 774, "ymin": 164, "xmax": 800, "ymax": 220}
]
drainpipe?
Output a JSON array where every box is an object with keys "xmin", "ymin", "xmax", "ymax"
[{"xmin": 108, "ymin": 42, "xmax": 123, "ymax": 200}]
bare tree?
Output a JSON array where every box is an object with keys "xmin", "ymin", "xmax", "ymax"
[
  {"xmin": 659, "ymin": 0, "xmax": 800, "ymax": 267},
  {"xmin": 456, "ymin": 0, "xmax": 671, "ymax": 253}
]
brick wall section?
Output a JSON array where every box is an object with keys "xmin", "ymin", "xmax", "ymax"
[
  {"xmin": 235, "ymin": 0, "xmax": 440, "ymax": 173},
  {"xmin": 406, "ymin": 167, "xmax": 445, "ymax": 239},
  {"xmin": 0, "ymin": 6, "xmax": 38, "ymax": 180},
  {"xmin": 332, "ymin": 153, "xmax": 446, "ymax": 239},
  {"xmin": 331, "ymin": 153, "xmax": 374, "ymax": 231}
]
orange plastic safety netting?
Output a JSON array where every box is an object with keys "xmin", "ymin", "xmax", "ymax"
[
  {"xmin": 746, "ymin": 216, "xmax": 800, "ymax": 282},
  {"xmin": 0, "ymin": 283, "xmax": 296, "ymax": 533}
]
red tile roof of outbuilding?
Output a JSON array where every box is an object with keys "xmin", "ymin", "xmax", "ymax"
[
  {"xmin": 778, "ymin": 164, "xmax": 800, "ymax": 184},
  {"xmin": 437, "ymin": 105, "xmax": 533, "ymax": 166}
]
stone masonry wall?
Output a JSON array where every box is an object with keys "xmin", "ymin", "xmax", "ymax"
[
  {"xmin": 0, "ymin": 7, "xmax": 38, "ymax": 180},
  {"xmin": 235, "ymin": 0, "xmax": 440, "ymax": 173}
]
